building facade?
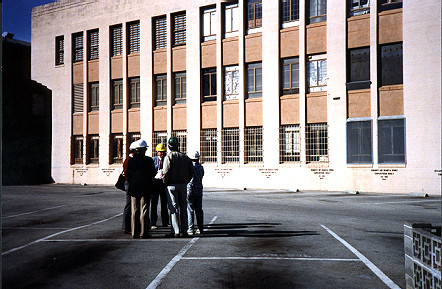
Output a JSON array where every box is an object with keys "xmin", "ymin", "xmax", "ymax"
[{"xmin": 31, "ymin": 0, "xmax": 441, "ymax": 194}]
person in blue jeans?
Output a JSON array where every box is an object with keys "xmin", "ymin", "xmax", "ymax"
[{"xmin": 187, "ymin": 151, "xmax": 204, "ymax": 235}]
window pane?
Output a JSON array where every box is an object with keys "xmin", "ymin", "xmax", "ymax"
[
  {"xmin": 318, "ymin": 60, "xmax": 327, "ymax": 86},
  {"xmin": 347, "ymin": 120, "xmax": 372, "ymax": 164},
  {"xmin": 232, "ymin": 5, "xmax": 239, "ymax": 31},
  {"xmin": 291, "ymin": 63, "xmax": 299, "ymax": 87},
  {"xmin": 308, "ymin": 61, "xmax": 317, "ymax": 87},
  {"xmin": 350, "ymin": 47, "xmax": 370, "ymax": 82},
  {"xmin": 247, "ymin": 69, "xmax": 255, "ymax": 92},
  {"xmin": 203, "ymin": 73, "xmax": 210, "ymax": 96},
  {"xmin": 255, "ymin": 67, "xmax": 262, "ymax": 91},
  {"xmin": 381, "ymin": 43, "xmax": 403, "ymax": 86},
  {"xmin": 203, "ymin": 11, "xmax": 211, "ymax": 37},
  {"xmin": 378, "ymin": 118, "xmax": 405, "ymax": 163},
  {"xmin": 282, "ymin": 64, "xmax": 290, "ymax": 89},
  {"xmin": 211, "ymin": 72, "xmax": 217, "ymax": 96}
]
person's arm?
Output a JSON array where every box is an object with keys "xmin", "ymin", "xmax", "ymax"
[{"xmin": 162, "ymin": 154, "xmax": 171, "ymax": 185}]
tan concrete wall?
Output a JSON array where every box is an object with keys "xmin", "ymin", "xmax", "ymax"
[
  {"xmin": 201, "ymin": 40, "xmax": 216, "ymax": 68},
  {"xmin": 153, "ymin": 107, "xmax": 167, "ymax": 131},
  {"xmin": 306, "ymin": 93, "xmax": 327, "ymax": 123},
  {"xmin": 245, "ymin": 33, "xmax": 262, "ymax": 63},
  {"xmin": 379, "ymin": 86, "xmax": 404, "ymax": 116},
  {"xmin": 280, "ymin": 95, "xmax": 300, "ymax": 125},
  {"xmin": 88, "ymin": 112, "xmax": 100, "ymax": 134},
  {"xmin": 72, "ymin": 114, "xmax": 83, "ymax": 135},
  {"xmin": 245, "ymin": 98, "xmax": 262, "ymax": 127},
  {"xmin": 72, "ymin": 62, "xmax": 83, "ymax": 84},
  {"xmin": 153, "ymin": 50, "xmax": 167, "ymax": 74},
  {"xmin": 111, "ymin": 57, "xmax": 123, "ymax": 79},
  {"xmin": 223, "ymin": 100, "xmax": 239, "ymax": 128},
  {"xmin": 88, "ymin": 60, "xmax": 99, "ymax": 82},
  {"xmin": 222, "ymin": 37, "xmax": 239, "ymax": 66},
  {"xmin": 347, "ymin": 89, "xmax": 371, "ymax": 118},
  {"xmin": 201, "ymin": 102, "xmax": 217, "ymax": 129},
  {"xmin": 347, "ymin": 14, "xmax": 370, "ymax": 48},
  {"xmin": 127, "ymin": 53, "xmax": 140, "ymax": 77},
  {"xmin": 172, "ymin": 105, "xmax": 187, "ymax": 130},
  {"xmin": 111, "ymin": 110, "xmax": 123, "ymax": 133},
  {"xmin": 379, "ymin": 9, "xmax": 403, "ymax": 44},
  {"xmin": 306, "ymin": 22, "xmax": 327, "ymax": 54},
  {"xmin": 172, "ymin": 46, "xmax": 186, "ymax": 72},
  {"xmin": 280, "ymin": 27, "xmax": 299, "ymax": 58},
  {"xmin": 128, "ymin": 109, "xmax": 140, "ymax": 133}
]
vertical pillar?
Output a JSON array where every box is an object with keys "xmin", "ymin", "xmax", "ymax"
[
  {"xmin": 99, "ymin": 25, "xmax": 110, "ymax": 166},
  {"xmin": 216, "ymin": 1, "xmax": 223, "ymax": 164},
  {"xmin": 299, "ymin": 1, "xmax": 307, "ymax": 165},
  {"xmin": 238, "ymin": 0, "xmax": 246, "ymax": 165},
  {"xmin": 370, "ymin": 0, "xmax": 379, "ymax": 167}
]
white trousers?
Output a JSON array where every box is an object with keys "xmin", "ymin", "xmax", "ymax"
[{"xmin": 166, "ymin": 184, "xmax": 188, "ymax": 234}]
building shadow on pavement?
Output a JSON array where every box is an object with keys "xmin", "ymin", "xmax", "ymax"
[{"xmin": 200, "ymin": 223, "xmax": 319, "ymax": 238}]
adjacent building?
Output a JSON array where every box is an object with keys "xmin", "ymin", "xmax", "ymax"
[{"xmin": 31, "ymin": 0, "xmax": 441, "ymax": 194}]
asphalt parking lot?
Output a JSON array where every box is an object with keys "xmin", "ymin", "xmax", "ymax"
[{"xmin": 2, "ymin": 185, "xmax": 441, "ymax": 289}]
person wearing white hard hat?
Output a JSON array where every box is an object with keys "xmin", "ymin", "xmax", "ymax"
[
  {"xmin": 126, "ymin": 139, "xmax": 156, "ymax": 238},
  {"xmin": 121, "ymin": 141, "xmax": 138, "ymax": 234},
  {"xmin": 186, "ymin": 151, "xmax": 205, "ymax": 235}
]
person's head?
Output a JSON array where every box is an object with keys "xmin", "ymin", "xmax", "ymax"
[
  {"xmin": 135, "ymin": 139, "xmax": 148, "ymax": 155},
  {"xmin": 156, "ymin": 143, "xmax": 166, "ymax": 158},
  {"xmin": 129, "ymin": 141, "xmax": 138, "ymax": 155},
  {"xmin": 189, "ymin": 151, "xmax": 200, "ymax": 163},
  {"xmin": 167, "ymin": 137, "xmax": 179, "ymax": 152}
]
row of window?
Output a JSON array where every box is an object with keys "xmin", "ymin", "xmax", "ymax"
[
  {"xmin": 72, "ymin": 42, "xmax": 402, "ymax": 113},
  {"xmin": 72, "ymin": 117, "xmax": 405, "ymax": 166},
  {"xmin": 55, "ymin": 0, "xmax": 402, "ymax": 65}
]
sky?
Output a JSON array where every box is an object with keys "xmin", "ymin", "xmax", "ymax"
[{"xmin": 3, "ymin": 0, "xmax": 57, "ymax": 42}]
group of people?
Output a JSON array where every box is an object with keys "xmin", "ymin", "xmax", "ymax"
[{"xmin": 121, "ymin": 136, "xmax": 205, "ymax": 239}]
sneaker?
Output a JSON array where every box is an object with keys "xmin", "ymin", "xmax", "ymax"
[
  {"xmin": 150, "ymin": 226, "xmax": 158, "ymax": 230},
  {"xmin": 195, "ymin": 229, "xmax": 201, "ymax": 235},
  {"xmin": 187, "ymin": 230, "xmax": 194, "ymax": 236}
]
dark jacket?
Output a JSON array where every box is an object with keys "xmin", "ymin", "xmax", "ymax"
[
  {"xmin": 126, "ymin": 153, "xmax": 156, "ymax": 197},
  {"xmin": 162, "ymin": 151, "xmax": 194, "ymax": 186}
]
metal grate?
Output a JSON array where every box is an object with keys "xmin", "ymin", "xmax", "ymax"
[
  {"xmin": 72, "ymin": 32, "xmax": 83, "ymax": 62},
  {"xmin": 245, "ymin": 126, "xmax": 263, "ymax": 163},
  {"xmin": 173, "ymin": 13, "xmax": 186, "ymax": 46},
  {"xmin": 111, "ymin": 134, "xmax": 124, "ymax": 164},
  {"xmin": 201, "ymin": 129, "xmax": 217, "ymax": 163},
  {"xmin": 55, "ymin": 36, "xmax": 64, "ymax": 65},
  {"xmin": 172, "ymin": 130, "xmax": 187, "ymax": 153},
  {"xmin": 152, "ymin": 131, "xmax": 168, "ymax": 156},
  {"xmin": 222, "ymin": 128, "xmax": 239, "ymax": 163},
  {"xmin": 279, "ymin": 125, "xmax": 300, "ymax": 163},
  {"xmin": 306, "ymin": 123, "xmax": 328, "ymax": 163},
  {"xmin": 88, "ymin": 135, "xmax": 100, "ymax": 164},
  {"xmin": 73, "ymin": 83, "xmax": 84, "ymax": 113},
  {"xmin": 111, "ymin": 25, "xmax": 122, "ymax": 56},
  {"xmin": 128, "ymin": 21, "xmax": 140, "ymax": 54},
  {"xmin": 154, "ymin": 17, "xmax": 167, "ymax": 49},
  {"xmin": 72, "ymin": 135, "xmax": 84, "ymax": 164},
  {"xmin": 88, "ymin": 30, "xmax": 99, "ymax": 60}
]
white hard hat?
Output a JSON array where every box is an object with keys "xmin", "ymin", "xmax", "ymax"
[
  {"xmin": 129, "ymin": 141, "xmax": 138, "ymax": 151},
  {"xmin": 136, "ymin": 139, "xmax": 148, "ymax": 149},
  {"xmin": 189, "ymin": 151, "xmax": 200, "ymax": 160}
]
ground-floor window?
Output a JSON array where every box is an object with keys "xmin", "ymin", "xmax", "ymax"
[
  {"xmin": 88, "ymin": 135, "xmax": 100, "ymax": 164},
  {"xmin": 378, "ymin": 117, "xmax": 405, "ymax": 164},
  {"xmin": 245, "ymin": 126, "xmax": 263, "ymax": 163},
  {"xmin": 152, "ymin": 131, "xmax": 167, "ymax": 156},
  {"xmin": 222, "ymin": 128, "xmax": 240, "ymax": 163},
  {"xmin": 201, "ymin": 129, "xmax": 217, "ymax": 163},
  {"xmin": 72, "ymin": 135, "xmax": 84, "ymax": 164},
  {"xmin": 347, "ymin": 120, "xmax": 372, "ymax": 164},
  {"xmin": 111, "ymin": 134, "xmax": 124, "ymax": 164},
  {"xmin": 279, "ymin": 124, "xmax": 300, "ymax": 163},
  {"xmin": 306, "ymin": 123, "xmax": 328, "ymax": 163},
  {"xmin": 172, "ymin": 130, "xmax": 187, "ymax": 153}
]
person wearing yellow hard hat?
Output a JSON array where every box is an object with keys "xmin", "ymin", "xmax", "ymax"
[{"xmin": 150, "ymin": 143, "xmax": 170, "ymax": 229}]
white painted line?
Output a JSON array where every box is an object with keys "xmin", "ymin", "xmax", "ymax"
[
  {"xmin": 2, "ymin": 205, "xmax": 67, "ymax": 219},
  {"xmin": 182, "ymin": 257, "xmax": 361, "ymax": 262},
  {"xmin": 367, "ymin": 200, "xmax": 440, "ymax": 205},
  {"xmin": 2, "ymin": 213, "xmax": 122, "ymax": 256},
  {"xmin": 43, "ymin": 238, "xmax": 190, "ymax": 243},
  {"xmin": 146, "ymin": 216, "xmax": 218, "ymax": 289},
  {"xmin": 320, "ymin": 225, "xmax": 400, "ymax": 289}
]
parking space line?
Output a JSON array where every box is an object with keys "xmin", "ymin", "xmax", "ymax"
[
  {"xmin": 146, "ymin": 216, "xmax": 218, "ymax": 289},
  {"xmin": 363, "ymin": 200, "xmax": 440, "ymax": 205},
  {"xmin": 2, "ymin": 205, "xmax": 67, "ymax": 219},
  {"xmin": 2, "ymin": 213, "xmax": 122, "ymax": 256},
  {"xmin": 320, "ymin": 224, "xmax": 400, "ymax": 289},
  {"xmin": 182, "ymin": 257, "xmax": 361, "ymax": 262}
]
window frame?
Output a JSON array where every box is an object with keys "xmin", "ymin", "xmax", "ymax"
[
  {"xmin": 379, "ymin": 42, "xmax": 403, "ymax": 86},
  {"xmin": 111, "ymin": 25, "xmax": 123, "ymax": 57},
  {"xmin": 155, "ymin": 74, "xmax": 167, "ymax": 106},
  {"xmin": 222, "ymin": 128, "xmax": 240, "ymax": 163},
  {"xmin": 154, "ymin": 16, "xmax": 167, "ymax": 50},
  {"xmin": 201, "ymin": 129, "xmax": 218, "ymax": 163},
  {"xmin": 281, "ymin": 57, "xmax": 299, "ymax": 95},
  {"xmin": 173, "ymin": 13, "xmax": 187, "ymax": 47},
  {"xmin": 347, "ymin": 47, "xmax": 371, "ymax": 90},
  {"xmin": 129, "ymin": 77, "xmax": 140, "ymax": 108},
  {"xmin": 224, "ymin": 3, "xmax": 239, "ymax": 38},
  {"xmin": 171, "ymin": 130, "xmax": 187, "ymax": 153},
  {"xmin": 88, "ymin": 29, "xmax": 99, "ymax": 61},
  {"xmin": 72, "ymin": 135, "xmax": 84, "ymax": 164},
  {"xmin": 346, "ymin": 119, "xmax": 373, "ymax": 164},
  {"xmin": 72, "ymin": 32, "xmax": 84, "ymax": 63},
  {"xmin": 128, "ymin": 21, "xmax": 140, "ymax": 54},
  {"xmin": 281, "ymin": 0, "xmax": 300, "ymax": 26},
  {"xmin": 110, "ymin": 134, "xmax": 124, "ymax": 164},
  {"xmin": 245, "ymin": 126, "xmax": 263, "ymax": 163},
  {"xmin": 247, "ymin": 62, "xmax": 262, "ymax": 98},
  {"xmin": 378, "ymin": 117, "xmax": 406, "ymax": 164},
  {"xmin": 306, "ymin": 123, "xmax": 329, "ymax": 163},
  {"xmin": 88, "ymin": 82, "xmax": 99, "ymax": 112},
  {"xmin": 202, "ymin": 7, "xmax": 217, "ymax": 42},
  {"xmin": 348, "ymin": 0, "xmax": 370, "ymax": 17},
  {"xmin": 152, "ymin": 131, "xmax": 167, "ymax": 156},
  {"xmin": 279, "ymin": 125, "xmax": 301, "ymax": 163},
  {"xmin": 224, "ymin": 65, "xmax": 240, "ymax": 100},
  {"xmin": 112, "ymin": 79, "xmax": 123, "ymax": 110},
  {"xmin": 379, "ymin": 0, "xmax": 402, "ymax": 12},
  {"xmin": 307, "ymin": 55, "xmax": 327, "ymax": 93},
  {"xmin": 55, "ymin": 35, "xmax": 64, "ymax": 65},
  {"xmin": 247, "ymin": 0, "xmax": 263, "ymax": 30},
  {"xmin": 87, "ymin": 135, "xmax": 100, "ymax": 164},
  {"xmin": 203, "ymin": 68, "xmax": 217, "ymax": 102},
  {"xmin": 73, "ymin": 83, "xmax": 84, "ymax": 113},
  {"xmin": 174, "ymin": 72, "xmax": 187, "ymax": 104},
  {"xmin": 307, "ymin": 0, "xmax": 327, "ymax": 24}
]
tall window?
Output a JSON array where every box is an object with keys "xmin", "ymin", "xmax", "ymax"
[
  {"xmin": 55, "ymin": 36, "xmax": 64, "ymax": 65},
  {"xmin": 73, "ymin": 83, "xmax": 84, "ymax": 113},
  {"xmin": 347, "ymin": 47, "xmax": 370, "ymax": 90},
  {"xmin": 111, "ymin": 25, "xmax": 123, "ymax": 57},
  {"xmin": 152, "ymin": 131, "xmax": 167, "ymax": 156},
  {"xmin": 172, "ymin": 130, "xmax": 187, "ymax": 153},
  {"xmin": 279, "ymin": 125, "xmax": 300, "ymax": 162},
  {"xmin": 308, "ymin": 55, "xmax": 327, "ymax": 93},
  {"xmin": 222, "ymin": 128, "xmax": 239, "ymax": 163},
  {"xmin": 224, "ymin": 3, "xmax": 239, "ymax": 38},
  {"xmin": 307, "ymin": 0, "xmax": 327, "ymax": 24},
  {"xmin": 88, "ymin": 29, "xmax": 99, "ymax": 60},
  {"xmin": 129, "ymin": 77, "xmax": 140, "ymax": 108},
  {"xmin": 174, "ymin": 72, "xmax": 187, "ymax": 104},
  {"xmin": 349, "ymin": 0, "xmax": 370, "ymax": 17},
  {"xmin": 173, "ymin": 13, "xmax": 186, "ymax": 46},
  {"xmin": 154, "ymin": 17, "xmax": 167, "ymax": 50},
  {"xmin": 245, "ymin": 126, "xmax": 263, "ymax": 163},
  {"xmin": 224, "ymin": 65, "xmax": 240, "ymax": 100},
  {"xmin": 379, "ymin": 0, "xmax": 402, "ymax": 12},
  {"xmin": 247, "ymin": 0, "xmax": 262, "ymax": 29},
  {"xmin": 72, "ymin": 135, "xmax": 84, "ymax": 164},
  {"xmin": 201, "ymin": 129, "xmax": 218, "ymax": 163},
  {"xmin": 128, "ymin": 133, "xmax": 141, "ymax": 153},
  {"xmin": 347, "ymin": 120, "xmax": 372, "ymax": 164},
  {"xmin": 203, "ymin": 7, "xmax": 216, "ymax": 41},
  {"xmin": 112, "ymin": 79, "xmax": 123, "ymax": 110},
  {"xmin": 247, "ymin": 62, "xmax": 262, "ymax": 98},
  {"xmin": 203, "ymin": 68, "xmax": 217, "ymax": 102},
  {"xmin": 306, "ymin": 123, "xmax": 328, "ymax": 163},
  {"xmin": 128, "ymin": 21, "xmax": 140, "ymax": 54},
  {"xmin": 380, "ymin": 43, "xmax": 403, "ymax": 86},
  {"xmin": 88, "ymin": 135, "xmax": 100, "ymax": 164},
  {"xmin": 111, "ymin": 134, "xmax": 124, "ymax": 164},
  {"xmin": 282, "ymin": 57, "xmax": 299, "ymax": 95},
  {"xmin": 282, "ymin": 0, "xmax": 299, "ymax": 24},
  {"xmin": 155, "ymin": 74, "xmax": 167, "ymax": 106},
  {"xmin": 378, "ymin": 118, "xmax": 405, "ymax": 164},
  {"xmin": 72, "ymin": 32, "xmax": 83, "ymax": 62},
  {"xmin": 89, "ymin": 82, "xmax": 99, "ymax": 111}
]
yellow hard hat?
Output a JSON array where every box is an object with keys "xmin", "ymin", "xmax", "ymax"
[{"xmin": 156, "ymin": 143, "xmax": 166, "ymax": 152}]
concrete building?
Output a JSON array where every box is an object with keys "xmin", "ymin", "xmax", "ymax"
[{"xmin": 31, "ymin": 0, "xmax": 441, "ymax": 195}]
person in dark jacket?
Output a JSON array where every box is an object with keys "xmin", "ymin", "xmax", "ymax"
[
  {"xmin": 126, "ymin": 139, "xmax": 156, "ymax": 239},
  {"xmin": 121, "ymin": 141, "xmax": 137, "ymax": 234}
]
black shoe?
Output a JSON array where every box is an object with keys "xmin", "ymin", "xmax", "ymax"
[{"xmin": 165, "ymin": 232, "xmax": 179, "ymax": 238}]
